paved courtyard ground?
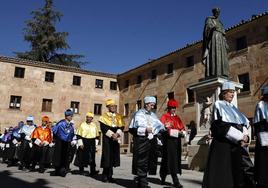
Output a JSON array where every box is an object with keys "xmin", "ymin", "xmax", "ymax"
[{"xmin": 0, "ymin": 154, "xmax": 203, "ymax": 188}]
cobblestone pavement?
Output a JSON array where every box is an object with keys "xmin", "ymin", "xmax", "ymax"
[{"xmin": 0, "ymin": 154, "xmax": 203, "ymax": 188}]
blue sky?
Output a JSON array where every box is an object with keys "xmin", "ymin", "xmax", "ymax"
[{"xmin": 0, "ymin": 0, "xmax": 267, "ymax": 74}]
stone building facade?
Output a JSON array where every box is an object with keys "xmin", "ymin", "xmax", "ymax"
[
  {"xmin": 0, "ymin": 56, "xmax": 119, "ymax": 132},
  {"xmin": 117, "ymin": 12, "xmax": 268, "ymax": 147}
]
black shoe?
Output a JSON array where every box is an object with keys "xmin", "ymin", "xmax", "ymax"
[
  {"xmin": 161, "ymin": 178, "xmax": 166, "ymax": 185},
  {"xmin": 174, "ymin": 182, "xmax": 183, "ymax": 188},
  {"xmin": 89, "ymin": 170, "xmax": 99, "ymax": 176},
  {"xmin": 108, "ymin": 178, "xmax": 116, "ymax": 183},
  {"xmin": 102, "ymin": 175, "xmax": 108, "ymax": 183},
  {"xmin": 38, "ymin": 168, "xmax": 45, "ymax": 173},
  {"xmin": 18, "ymin": 165, "xmax": 23, "ymax": 170},
  {"xmin": 59, "ymin": 168, "xmax": 67, "ymax": 177}
]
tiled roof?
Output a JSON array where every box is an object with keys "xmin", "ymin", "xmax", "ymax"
[
  {"xmin": 119, "ymin": 11, "xmax": 268, "ymax": 77},
  {"xmin": 0, "ymin": 55, "xmax": 117, "ymax": 78}
]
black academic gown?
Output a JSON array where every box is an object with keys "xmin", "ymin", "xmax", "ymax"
[
  {"xmin": 100, "ymin": 123, "xmax": 122, "ymax": 168},
  {"xmin": 74, "ymin": 136, "xmax": 95, "ymax": 167},
  {"xmin": 254, "ymin": 120, "xmax": 268, "ymax": 187},
  {"xmin": 129, "ymin": 128, "xmax": 158, "ymax": 176},
  {"xmin": 31, "ymin": 139, "xmax": 51, "ymax": 167},
  {"xmin": 160, "ymin": 131, "xmax": 182, "ymax": 176},
  {"xmin": 202, "ymin": 120, "xmax": 254, "ymax": 188}
]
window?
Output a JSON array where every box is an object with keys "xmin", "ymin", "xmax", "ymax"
[
  {"xmin": 238, "ymin": 73, "xmax": 250, "ymax": 92},
  {"xmin": 14, "ymin": 67, "xmax": 25, "ymax": 78},
  {"xmin": 110, "ymin": 81, "xmax": 117, "ymax": 90},
  {"xmin": 167, "ymin": 63, "xmax": 173, "ymax": 74},
  {"xmin": 137, "ymin": 75, "xmax": 142, "ymax": 84},
  {"xmin": 73, "ymin": 76, "xmax": 81, "ymax": 86},
  {"xmin": 124, "ymin": 103, "xmax": 129, "ymax": 116},
  {"xmin": 94, "ymin": 103, "xmax": 102, "ymax": 115},
  {"xmin": 154, "ymin": 96, "xmax": 158, "ymax": 110},
  {"xmin": 136, "ymin": 100, "xmax": 142, "ymax": 110},
  {"xmin": 168, "ymin": 92, "xmax": 174, "ymax": 100},
  {"xmin": 187, "ymin": 88, "xmax": 195, "ymax": 103},
  {"xmin": 42, "ymin": 99, "xmax": 53, "ymax": 112},
  {"xmin": 9, "ymin": 95, "xmax": 22, "ymax": 109},
  {"xmin": 70, "ymin": 101, "xmax": 80, "ymax": 114},
  {"xmin": 95, "ymin": 79, "xmax": 103, "ymax": 89},
  {"xmin": 125, "ymin": 80, "xmax": 129, "ymax": 89},
  {"xmin": 45, "ymin": 71, "xmax": 55, "ymax": 82},
  {"xmin": 151, "ymin": 69, "xmax": 157, "ymax": 80},
  {"xmin": 266, "ymin": 27, "xmax": 268, "ymax": 40},
  {"xmin": 186, "ymin": 56, "xmax": 194, "ymax": 67},
  {"xmin": 236, "ymin": 36, "xmax": 247, "ymax": 51}
]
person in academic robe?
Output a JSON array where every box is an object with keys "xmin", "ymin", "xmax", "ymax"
[
  {"xmin": 160, "ymin": 99, "xmax": 185, "ymax": 188},
  {"xmin": 253, "ymin": 84, "xmax": 268, "ymax": 188},
  {"xmin": 74, "ymin": 112, "xmax": 100, "ymax": 176},
  {"xmin": 99, "ymin": 99, "xmax": 124, "ymax": 183},
  {"xmin": 51, "ymin": 109, "xmax": 75, "ymax": 177},
  {"xmin": 129, "ymin": 96, "xmax": 165, "ymax": 188},
  {"xmin": 18, "ymin": 115, "xmax": 36, "ymax": 170},
  {"xmin": 30, "ymin": 115, "xmax": 52, "ymax": 173},
  {"xmin": 2, "ymin": 127, "xmax": 15, "ymax": 166},
  {"xmin": 202, "ymin": 81, "xmax": 255, "ymax": 188}
]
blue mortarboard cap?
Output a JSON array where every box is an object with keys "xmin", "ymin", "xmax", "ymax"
[{"xmin": 65, "ymin": 109, "xmax": 73, "ymax": 116}]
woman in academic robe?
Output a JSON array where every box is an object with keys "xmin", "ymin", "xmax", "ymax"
[
  {"xmin": 30, "ymin": 116, "xmax": 52, "ymax": 173},
  {"xmin": 160, "ymin": 99, "xmax": 185, "ymax": 188},
  {"xmin": 202, "ymin": 81, "xmax": 254, "ymax": 188},
  {"xmin": 99, "ymin": 99, "xmax": 124, "ymax": 183},
  {"xmin": 74, "ymin": 112, "xmax": 100, "ymax": 176},
  {"xmin": 253, "ymin": 84, "xmax": 268, "ymax": 188}
]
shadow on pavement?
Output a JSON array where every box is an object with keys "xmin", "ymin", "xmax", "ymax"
[
  {"xmin": 182, "ymin": 178, "xmax": 203, "ymax": 185},
  {"xmin": 0, "ymin": 170, "xmax": 50, "ymax": 188},
  {"xmin": 114, "ymin": 178, "xmax": 137, "ymax": 188}
]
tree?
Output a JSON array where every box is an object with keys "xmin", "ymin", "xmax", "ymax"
[{"xmin": 16, "ymin": 0, "xmax": 84, "ymax": 68}]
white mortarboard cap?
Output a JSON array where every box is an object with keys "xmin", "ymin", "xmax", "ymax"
[
  {"xmin": 144, "ymin": 96, "xmax": 156, "ymax": 104},
  {"xmin": 26, "ymin": 115, "xmax": 34, "ymax": 121},
  {"xmin": 262, "ymin": 84, "xmax": 268, "ymax": 95},
  {"xmin": 221, "ymin": 81, "xmax": 235, "ymax": 91}
]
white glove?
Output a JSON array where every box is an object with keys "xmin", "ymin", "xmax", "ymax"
[
  {"xmin": 25, "ymin": 135, "xmax": 31, "ymax": 141},
  {"xmin": 43, "ymin": 141, "xmax": 49, "ymax": 146},
  {"xmin": 71, "ymin": 140, "xmax": 77, "ymax": 147},
  {"xmin": 49, "ymin": 143, "xmax": 55, "ymax": 147}
]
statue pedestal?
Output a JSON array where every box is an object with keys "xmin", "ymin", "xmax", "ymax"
[{"xmin": 187, "ymin": 77, "xmax": 242, "ymax": 171}]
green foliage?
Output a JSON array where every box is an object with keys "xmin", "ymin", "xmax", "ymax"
[{"xmin": 16, "ymin": 0, "xmax": 84, "ymax": 68}]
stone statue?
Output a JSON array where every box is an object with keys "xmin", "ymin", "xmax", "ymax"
[
  {"xmin": 200, "ymin": 96, "xmax": 213, "ymax": 128},
  {"xmin": 202, "ymin": 8, "xmax": 229, "ymax": 78}
]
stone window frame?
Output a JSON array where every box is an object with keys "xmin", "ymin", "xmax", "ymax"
[
  {"xmin": 124, "ymin": 103, "xmax": 129, "ymax": 116},
  {"xmin": 238, "ymin": 73, "xmax": 250, "ymax": 93},
  {"xmin": 45, "ymin": 71, "xmax": 55, "ymax": 82},
  {"xmin": 42, "ymin": 98, "xmax": 53, "ymax": 112},
  {"xmin": 110, "ymin": 81, "xmax": 117, "ymax": 90},
  {"xmin": 9, "ymin": 95, "xmax": 22, "ymax": 109},
  {"xmin": 14, "ymin": 67, "xmax": 25, "ymax": 78},
  {"xmin": 73, "ymin": 75, "xmax": 81, "ymax": 86},
  {"xmin": 95, "ymin": 79, "xmax": 104, "ymax": 89},
  {"xmin": 186, "ymin": 88, "xmax": 195, "ymax": 104},
  {"xmin": 236, "ymin": 36, "xmax": 248, "ymax": 51},
  {"xmin": 167, "ymin": 63, "xmax": 174, "ymax": 75},
  {"xmin": 70, "ymin": 101, "xmax": 80, "ymax": 114},
  {"xmin": 94, "ymin": 103, "xmax": 102, "ymax": 115}
]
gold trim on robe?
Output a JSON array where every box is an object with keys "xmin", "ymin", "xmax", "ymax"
[{"xmin": 99, "ymin": 112, "xmax": 124, "ymax": 128}]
